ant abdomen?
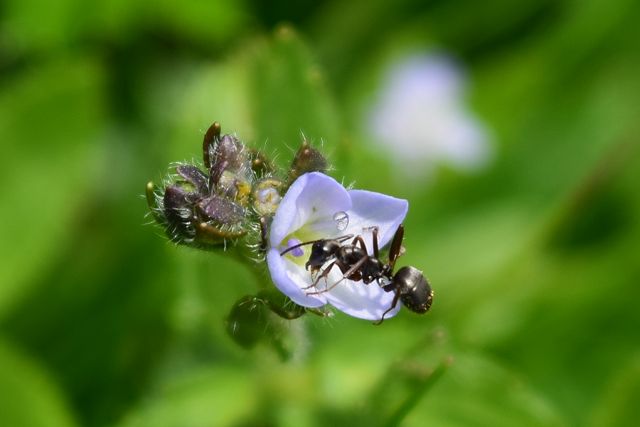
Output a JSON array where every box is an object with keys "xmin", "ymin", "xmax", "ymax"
[{"xmin": 394, "ymin": 266, "xmax": 434, "ymax": 314}]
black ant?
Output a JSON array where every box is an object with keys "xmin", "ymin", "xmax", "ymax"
[{"xmin": 280, "ymin": 224, "xmax": 433, "ymax": 324}]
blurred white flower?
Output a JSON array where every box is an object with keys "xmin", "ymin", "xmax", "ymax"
[{"xmin": 368, "ymin": 54, "xmax": 492, "ymax": 176}]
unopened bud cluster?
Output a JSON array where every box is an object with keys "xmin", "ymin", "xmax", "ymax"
[{"xmin": 146, "ymin": 122, "xmax": 328, "ymax": 252}]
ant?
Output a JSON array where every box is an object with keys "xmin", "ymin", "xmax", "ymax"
[{"xmin": 280, "ymin": 224, "xmax": 433, "ymax": 324}]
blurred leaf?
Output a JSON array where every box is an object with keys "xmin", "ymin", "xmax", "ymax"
[
  {"xmin": 2, "ymin": 0, "xmax": 80, "ymax": 53},
  {"xmin": 250, "ymin": 25, "xmax": 341, "ymax": 158},
  {"xmin": 404, "ymin": 352, "xmax": 567, "ymax": 427},
  {"xmin": 588, "ymin": 355, "xmax": 640, "ymax": 427},
  {"xmin": 145, "ymin": 0, "xmax": 249, "ymax": 46},
  {"xmin": 2, "ymin": 0, "xmax": 249, "ymax": 54},
  {"xmin": 458, "ymin": 154, "xmax": 640, "ymax": 424},
  {"xmin": 144, "ymin": 25, "xmax": 340, "ymax": 179},
  {"xmin": 116, "ymin": 367, "xmax": 256, "ymax": 427},
  {"xmin": 2, "ymin": 195, "xmax": 178, "ymax": 425},
  {"xmin": 0, "ymin": 338, "xmax": 78, "ymax": 427},
  {"xmin": 362, "ymin": 329, "xmax": 450, "ymax": 427},
  {"xmin": 0, "ymin": 59, "xmax": 106, "ymax": 319},
  {"xmin": 148, "ymin": 55, "xmax": 253, "ymax": 163}
]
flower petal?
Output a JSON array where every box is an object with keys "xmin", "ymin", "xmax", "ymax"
[
  {"xmin": 345, "ymin": 190, "xmax": 408, "ymax": 253},
  {"xmin": 269, "ymin": 172, "xmax": 352, "ymax": 247},
  {"xmin": 266, "ymin": 248, "xmax": 327, "ymax": 308},
  {"xmin": 315, "ymin": 267, "xmax": 401, "ymax": 320}
]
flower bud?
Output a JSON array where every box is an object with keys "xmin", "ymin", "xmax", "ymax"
[
  {"xmin": 202, "ymin": 122, "xmax": 221, "ymax": 169},
  {"xmin": 197, "ymin": 195, "xmax": 246, "ymax": 227},
  {"xmin": 190, "ymin": 193, "xmax": 248, "ymax": 246},
  {"xmin": 163, "ymin": 184, "xmax": 198, "ymax": 243},
  {"xmin": 202, "ymin": 122, "xmax": 254, "ymax": 206},
  {"xmin": 176, "ymin": 164, "xmax": 208, "ymax": 194},
  {"xmin": 248, "ymin": 149, "xmax": 275, "ymax": 176},
  {"xmin": 252, "ymin": 178, "xmax": 284, "ymax": 217},
  {"xmin": 146, "ymin": 163, "xmax": 249, "ymax": 248},
  {"xmin": 216, "ymin": 170, "xmax": 252, "ymax": 206},
  {"xmin": 209, "ymin": 134, "xmax": 248, "ymax": 185},
  {"xmin": 225, "ymin": 295, "xmax": 265, "ymax": 349},
  {"xmin": 257, "ymin": 289, "xmax": 306, "ymax": 320},
  {"xmin": 288, "ymin": 140, "xmax": 328, "ymax": 183},
  {"xmin": 225, "ymin": 291, "xmax": 306, "ymax": 354}
]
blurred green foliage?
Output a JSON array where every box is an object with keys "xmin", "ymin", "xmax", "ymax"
[{"xmin": 1, "ymin": 0, "xmax": 639, "ymax": 426}]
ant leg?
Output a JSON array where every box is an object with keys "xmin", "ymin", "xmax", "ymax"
[
  {"xmin": 350, "ymin": 235, "xmax": 369, "ymax": 253},
  {"xmin": 302, "ymin": 261, "xmax": 336, "ymax": 290},
  {"xmin": 371, "ymin": 227, "xmax": 379, "ymax": 258},
  {"xmin": 388, "ymin": 224, "xmax": 405, "ymax": 270},
  {"xmin": 306, "ymin": 257, "xmax": 368, "ymax": 296},
  {"xmin": 374, "ymin": 291, "xmax": 400, "ymax": 325},
  {"xmin": 381, "ymin": 282, "xmax": 395, "ymax": 293},
  {"xmin": 361, "ymin": 226, "xmax": 380, "ymax": 257}
]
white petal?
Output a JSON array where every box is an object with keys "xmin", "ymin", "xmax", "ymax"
[
  {"xmin": 317, "ymin": 266, "xmax": 401, "ymax": 320},
  {"xmin": 345, "ymin": 190, "xmax": 408, "ymax": 253},
  {"xmin": 266, "ymin": 249, "xmax": 327, "ymax": 308},
  {"xmin": 270, "ymin": 172, "xmax": 352, "ymax": 247}
]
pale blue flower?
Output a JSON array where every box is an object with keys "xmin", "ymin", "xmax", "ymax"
[
  {"xmin": 368, "ymin": 53, "xmax": 492, "ymax": 175},
  {"xmin": 267, "ymin": 172, "xmax": 408, "ymax": 320}
]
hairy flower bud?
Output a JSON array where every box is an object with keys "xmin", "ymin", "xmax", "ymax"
[
  {"xmin": 202, "ymin": 122, "xmax": 254, "ymax": 207},
  {"xmin": 146, "ymin": 160, "xmax": 249, "ymax": 249},
  {"xmin": 176, "ymin": 164, "xmax": 208, "ymax": 194},
  {"xmin": 163, "ymin": 184, "xmax": 198, "ymax": 242},
  {"xmin": 146, "ymin": 121, "xmax": 334, "ymax": 259},
  {"xmin": 217, "ymin": 170, "xmax": 253, "ymax": 206},
  {"xmin": 197, "ymin": 195, "xmax": 246, "ymax": 226},
  {"xmin": 210, "ymin": 135, "xmax": 247, "ymax": 184},
  {"xmin": 288, "ymin": 139, "xmax": 328, "ymax": 183},
  {"xmin": 248, "ymin": 149, "xmax": 275, "ymax": 176}
]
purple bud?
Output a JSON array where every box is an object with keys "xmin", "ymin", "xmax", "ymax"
[
  {"xmin": 197, "ymin": 194, "xmax": 246, "ymax": 226},
  {"xmin": 210, "ymin": 134, "xmax": 249, "ymax": 187},
  {"xmin": 202, "ymin": 122, "xmax": 222, "ymax": 169},
  {"xmin": 176, "ymin": 164, "xmax": 208, "ymax": 194},
  {"xmin": 163, "ymin": 185, "xmax": 196, "ymax": 241}
]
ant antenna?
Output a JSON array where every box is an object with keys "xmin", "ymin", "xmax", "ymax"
[{"xmin": 279, "ymin": 234, "xmax": 353, "ymax": 256}]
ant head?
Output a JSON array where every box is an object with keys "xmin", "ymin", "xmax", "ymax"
[{"xmin": 305, "ymin": 240, "xmax": 340, "ymax": 270}]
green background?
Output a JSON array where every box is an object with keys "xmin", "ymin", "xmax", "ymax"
[{"xmin": 1, "ymin": 0, "xmax": 639, "ymax": 426}]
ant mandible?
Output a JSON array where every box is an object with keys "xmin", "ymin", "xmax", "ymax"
[{"xmin": 280, "ymin": 224, "xmax": 433, "ymax": 324}]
